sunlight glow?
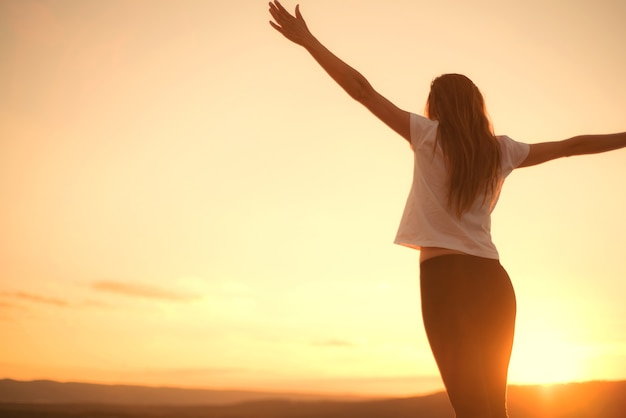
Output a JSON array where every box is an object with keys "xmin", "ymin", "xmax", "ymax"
[{"xmin": 509, "ymin": 334, "xmax": 587, "ymax": 385}]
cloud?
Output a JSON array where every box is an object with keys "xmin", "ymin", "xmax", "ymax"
[
  {"xmin": 0, "ymin": 292, "xmax": 69, "ymax": 307},
  {"xmin": 143, "ymin": 366, "xmax": 246, "ymax": 377},
  {"xmin": 312, "ymin": 339, "xmax": 356, "ymax": 348},
  {"xmin": 78, "ymin": 299, "xmax": 115, "ymax": 309},
  {"xmin": 92, "ymin": 280, "xmax": 201, "ymax": 302},
  {"xmin": 0, "ymin": 300, "xmax": 17, "ymax": 309}
]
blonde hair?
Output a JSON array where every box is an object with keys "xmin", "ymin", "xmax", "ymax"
[{"xmin": 426, "ymin": 74, "xmax": 502, "ymax": 216}]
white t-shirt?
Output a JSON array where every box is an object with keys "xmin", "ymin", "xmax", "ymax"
[{"xmin": 394, "ymin": 113, "xmax": 530, "ymax": 259}]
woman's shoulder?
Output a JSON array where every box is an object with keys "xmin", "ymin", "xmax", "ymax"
[
  {"xmin": 410, "ymin": 112, "xmax": 438, "ymax": 127},
  {"xmin": 496, "ymin": 135, "xmax": 530, "ymax": 171},
  {"xmin": 410, "ymin": 113, "xmax": 439, "ymax": 149}
]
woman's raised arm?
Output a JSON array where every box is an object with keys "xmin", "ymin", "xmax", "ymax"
[
  {"xmin": 519, "ymin": 132, "xmax": 626, "ymax": 168},
  {"xmin": 269, "ymin": 1, "xmax": 410, "ymax": 142}
]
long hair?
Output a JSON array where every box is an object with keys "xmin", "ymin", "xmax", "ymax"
[{"xmin": 425, "ymin": 74, "xmax": 502, "ymax": 217}]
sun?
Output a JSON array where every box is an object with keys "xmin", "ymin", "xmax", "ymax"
[{"xmin": 508, "ymin": 333, "xmax": 586, "ymax": 385}]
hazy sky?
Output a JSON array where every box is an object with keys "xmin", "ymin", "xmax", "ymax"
[{"xmin": 1, "ymin": 0, "xmax": 625, "ymax": 396}]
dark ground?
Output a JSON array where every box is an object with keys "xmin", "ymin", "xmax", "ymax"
[{"xmin": 1, "ymin": 380, "xmax": 625, "ymax": 418}]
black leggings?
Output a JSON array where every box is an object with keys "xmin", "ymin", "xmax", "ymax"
[{"xmin": 420, "ymin": 255, "xmax": 516, "ymax": 418}]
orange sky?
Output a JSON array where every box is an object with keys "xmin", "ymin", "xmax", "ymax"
[{"xmin": 1, "ymin": 0, "xmax": 625, "ymax": 397}]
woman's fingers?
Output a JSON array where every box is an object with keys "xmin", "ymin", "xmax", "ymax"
[
  {"xmin": 269, "ymin": 4, "xmax": 286, "ymax": 30},
  {"xmin": 269, "ymin": 1, "xmax": 285, "ymax": 19},
  {"xmin": 269, "ymin": 0, "xmax": 309, "ymax": 45},
  {"xmin": 269, "ymin": 20, "xmax": 281, "ymax": 31},
  {"xmin": 269, "ymin": 1, "xmax": 296, "ymax": 24},
  {"xmin": 273, "ymin": 0, "xmax": 288, "ymax": 14},
  {"xmin": 269, "ymin": 2, "xmax": 280, "ymax": 18}
]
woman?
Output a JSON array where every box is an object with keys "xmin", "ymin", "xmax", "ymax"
[{"xmin": 269, "ymin": 2, "xmax": 626, "ymax": 417}]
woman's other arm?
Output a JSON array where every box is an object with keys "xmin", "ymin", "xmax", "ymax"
[
  {"xmin": 269, "ymin": 1, "xmax": 410, "ymax": 142},
  {"xmin": 519, "ymin": 132, "xmax": 626, "ymax": 168}
]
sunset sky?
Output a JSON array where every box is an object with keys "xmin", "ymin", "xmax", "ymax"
[{"xmin": 1, "ymin": 0, "xmax": 625, "ymax": 397}]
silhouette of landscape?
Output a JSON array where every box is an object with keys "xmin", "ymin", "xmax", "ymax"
[
  {"xmin": 0, "ymin": 379, "xmax": 369, "ymax": 405},
  {"xmin": 1, "ymin": 379, "xmax": 626, "ymax": 417}
]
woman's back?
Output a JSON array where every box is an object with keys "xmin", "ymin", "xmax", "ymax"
[{"xmin": 394, "ymin": 113, "xmax": 530, "ymax": 261}]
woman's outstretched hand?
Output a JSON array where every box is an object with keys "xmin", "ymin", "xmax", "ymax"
[{"xmin": 269, "ymin": 1, "xmax": 314, "ymax": 47}]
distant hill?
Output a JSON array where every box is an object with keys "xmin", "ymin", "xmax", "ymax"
[
  {"xmin": 0, "ymin": 379, "xmax": 368, "ymax": 405},
  {"xmin": 1, "ymin": 379, "xmax": 625, "ymax": 418}
]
